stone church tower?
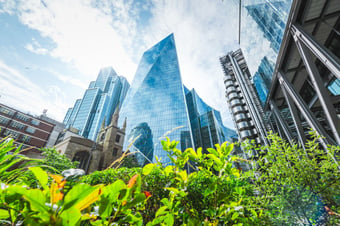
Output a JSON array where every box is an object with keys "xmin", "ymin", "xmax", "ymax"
[
  {"xmin": 55, "ymin": 106, "xmax": 126, "ymax": 173},
  {"xmin": 96, "ymin": 106, "xmax": 126, "ymax": 169}
]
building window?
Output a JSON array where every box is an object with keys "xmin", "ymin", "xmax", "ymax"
[
  {"xmin": 0, "ymin": 116, "xmax": 9, "ymax": 125},
  {"xmin": 3, "ymin": 129, "xmax": 20, "ymax": 139},
  {"xmin": 100, "ymin": 133, "xmax": 105, "ymax": 142},
  {"xmin": 10, "ymin": 121, "xmax": 25, "ymax": 130},
  {"xmin": 0, "ymin": 106, "xmax": 15, "ymax": 116},
  {"xmin": 300, "ymin": 80, "xmax": 316, "ymax": 105},
  {"xmin": 16, "ymin": 113, "xmax": 30, "ymax": 122},
  {"xmin": 115, "ymin": 134, "xmax": 120, "ymax": 143},
  {"xmin": 112, "ymin": 147, "xmax": 118, "ymax": 156},
  {"xmin": 31, "ymin": 119, "xmax": 40, "ymax": 126},
  {"xmin": 26, "ymin": 127, "xmax": 36, "ymax": 134},
  {"xmin": 20, "ymin": 135, "xmax": 31, "ymax": 143}
]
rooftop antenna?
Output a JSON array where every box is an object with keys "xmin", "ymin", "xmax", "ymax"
[{"xmin": 238, "ymin": 0, "xmax": 242, "ymax": 45}]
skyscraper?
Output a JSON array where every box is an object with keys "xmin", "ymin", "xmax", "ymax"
[
  {"xmin": 118, "ymin": 34, "xmax": 235, "ymax": 166},
  {"xmin": 63, "ymin": 67, "xmax": 129, "ymax": 141},
  {"xmin": 225, "ymin": 0, "xmax": 340, "ymax": 152},
  {"xmin": 245, "ymin": 1, "xmax": 291, "ymax": 53},
  {"xmin": 220, "ymin": 49, "xmax": 271, "ymax": 148},
  {"xmin": 184, "ymin": 87, "xmax": 237, "ymax": 151},
  {"xmin": 118, "ymin": 34, "xmax": 193, "ymax": 165}
]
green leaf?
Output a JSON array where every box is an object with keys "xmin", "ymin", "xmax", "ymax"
[
  {"xmin": 23, "ymin": 189, "xmax": 48, "ymax": 212},
  {"xmin": 155, "ymin": 206, "xmax": 168, "ymax": 217},
  {"xmin": 207, "ymin": 154, "xmax": 223, "ymax": 168},
  {"xmin": 63, "ymin": 184, "xmax": 102, "ymax": 211},
  {"xmin": 207, "ymin": 148, "xmax": 219, "ymax": 156},
  {"xmin": 164, "ymin": 213, "xmax": 174, "ymax": 226},
  {"xmin": 143, "ymin": 163, "xmax": 156, "ymax": 175},
  {"xmin": 0, "ymin": 209, "xmax": 9, "ymax": 219},
  {"xmin": 60, "ymin": 206, "xmax": 81, "ymax": 226},
  {"xmin": 232, "ymin": 212, "xmax": 239, "ymax": 220},
  {"xmin": 29, "ymin": 167, "xmax": 49, "ymax": 190}
]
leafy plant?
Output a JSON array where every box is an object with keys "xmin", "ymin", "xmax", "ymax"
[{"xmin": 244, "ymin": 132, "xmax": 340, "ymax": 225}]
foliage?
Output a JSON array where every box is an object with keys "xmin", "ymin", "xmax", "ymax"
[
  {"xmin": 40, "ymin": 147, "xmax": 78, "ymax": 173},
  {"xmin": 81, "ymin": 167, "xmax": 141, "ymax": 185},
  {"xmin": 244, "ymin": 132, "xmax": 340, "ymax": 225},
  {"xmin": 143, "ymin": 138, "xmax": 264, "ymax": 225},
  {"xmin": 0, "ymin": 131, "xmax": 339, "ymax": 225}
]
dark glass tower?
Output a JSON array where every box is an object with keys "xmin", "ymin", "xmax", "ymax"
[
  {"xmin": 185, "ymin": 87, "xmax": 237, "ymax": 150},
  {"xmin": 252, "ymin": 57, "xmax": 275, "ymax": 105},
  {"xmin": 63, "ymin": 67, "xmax": 129, "ymax": 141},
  {"xmin": 118, "ymin": 34, "xmax": 193, "ymax": 165}
]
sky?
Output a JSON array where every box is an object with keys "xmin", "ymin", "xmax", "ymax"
[{"xmin": 0, "ymin": 0, "xmax": 240, "ymax": 130}]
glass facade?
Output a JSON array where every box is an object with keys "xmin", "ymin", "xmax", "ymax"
[
  {"xmin": 240, "ymin": 0, "xmax": 292, "ymax": 102},
  {"xmin": 118, "ymin": 34, "xmax": 193, "ymax": 165},
  {"xmin": 185, "ymin": 88, "xmax": 237, "ymax": 151},
  {"xmin": 63, "ymin": 67, "xmax": 130, "ymax": 140}
]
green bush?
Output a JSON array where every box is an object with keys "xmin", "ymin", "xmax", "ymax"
[{"xmin": 0, "ymin": 132, "xmax": 339, "ymax": 225}]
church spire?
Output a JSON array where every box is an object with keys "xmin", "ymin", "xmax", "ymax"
[
  {"xmin": 122, "ymin": 117, "xmax": 127, "ymax": 132},
  {"xmin": 111, "ymin": 104, "xmax": 120, "ymax": 126}
]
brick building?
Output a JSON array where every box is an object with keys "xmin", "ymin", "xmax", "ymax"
[{"xmin": 0, "ymin": 103, "xmax": 55, "ymax": 157}]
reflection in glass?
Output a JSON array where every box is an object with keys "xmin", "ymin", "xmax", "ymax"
[
  {"xmin": 118, "ymin": 34, "xmax": 193, "ymax": 165},
  {"xmin": 241, "ymin": 0, "xmax": 292, "ymax": 101},
  {"xmin": 128, "ymin": 122, "xmax": 154, "ymax": 166}
]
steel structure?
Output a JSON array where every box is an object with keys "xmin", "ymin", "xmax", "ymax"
[
  {"xmin": 221, "ymin": 0, "xmax": 340, "ymax": 165},
  {"xmin": 266, "ymin": 0, "xmax": 340, "ymax": 154}
]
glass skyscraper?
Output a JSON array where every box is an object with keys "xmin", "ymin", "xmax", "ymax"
[
  {"xmin": 118, "ymin": 34, "xmax": 192, "ymax": 165},
  {"xmin": 245, "ymin": 1, "xmax": 290, "ymax": 53},
  {"xmin": 119, "ymin": 34, "xmax": 235, "ymax": 166},
  {"xmin": 185, "ymin": 87, "xmax": 237, "ymax": 151},
  {"xmin": 63, "ymin": 67, "xmax": 129, "ymax": 141}
]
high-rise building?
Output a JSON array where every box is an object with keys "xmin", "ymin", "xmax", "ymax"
[
  {"xmin": 118, "ymin": 34, "xmax": 192, "ymax": 165},
  {"xmin": 63, "ymin": 67, "xmax": 129, "ymax": 141},
  {"xmin": 224, "ymin": 0, "xmax": 340, "ymax": 154},
  {"xmin": 220, "ymin": 50, "xmax": 271, "ymax": 148},
  {"xmin": 119, "ymin": 34, "xmax": 235, "ymax": 166},
  {"xmin": 245, "ymin": 1, "xmax": 291, "ymax": 53},
  {"xmin": 184, "ymin": 87, "xmax": 237, "ymax": 151}
]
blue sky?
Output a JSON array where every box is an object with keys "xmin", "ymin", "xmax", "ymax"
[{"xmin": 0, "ymin": 0, "xmax": 239, "ymax": 129}]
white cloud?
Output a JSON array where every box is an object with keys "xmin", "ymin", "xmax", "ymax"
[
  {"xmin": 25, "ymin": 38, "xmax": 49, "ymax": 55},
  {"xmin": 142, "ymin": 0, "xmax": 239, "ymax": 128},
  {"xmin": 0, "ymin": 0, "xmax": 15, "ymax": 14},
  {"xmin": 1, "ymin": 0, "xmax": 239, "ymax": 129},
  {"xmin": 15, "ymin": 0, "xmax": 137, "ymax": 80},
  {"xmin": 0, "ymin": 60, "xmax": 69, "ymax": 121}
]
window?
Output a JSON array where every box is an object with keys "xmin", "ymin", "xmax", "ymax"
[
  {"xmin": 16, "ymin": 113, "xmax": 30, "ymax": 122},
  {"xmin": 115, "ymin": 134, "xmax": 121, "ymax": 143},
  {"xmin": 0, "ymin": 116, "xmax": 9, "ymax": 125},
  {"xmin": 31, "ymin": 119, "xmax": 40, "ymax": 126},
  {"xmin": 3, "ymin": 129, "xmax": 20, "ymax": 139},
  {"xmin": 26, "ymin": 127, "xmax": 36, "ymax": 134},
  {"xmin": 20, "ymin": 135, "xmax": 31, "ymax": 143},
  {"xmin": 112, "ymin": 148, "xmax": 118, "ymax": 156},
  {"xmin": 0, "ymin": 106, "xmax": 15, "ymax": 116},
  {"xmin": 10, "ymin": 121, "xmax": 25, "ymax": 130}
]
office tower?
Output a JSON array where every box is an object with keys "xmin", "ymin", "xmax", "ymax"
[
  {"xmin": 184, "ymin": 87, "xmax": 237, "ymax": 151},
  {"xmin": 228, "ymin": 0, "xmax": 340, "ymax": 153},
  {"xmin": 0, "ymin": 103, "xmax": 56, "ymax": 158},
  {"xmin": 63, "ymin": 67, "xmax": 129, "ymax": 141},
  {"xmin": 220, "ymin": 49, "xmax": 270, "ymax": 148},
  {"xmin": 118, "ymin": 34, "xmax": 193, "ymax": 165},
  {"xmin": 262, "ymin": 0, "xmax": 340, "ymax": 150},
  {"xmin": 245, "ymin": 1, "xmax": 291, "ymax": 53},
  {"xmin": 252, "ymin": 57, "xmax": 275, "ymax": 105}
]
